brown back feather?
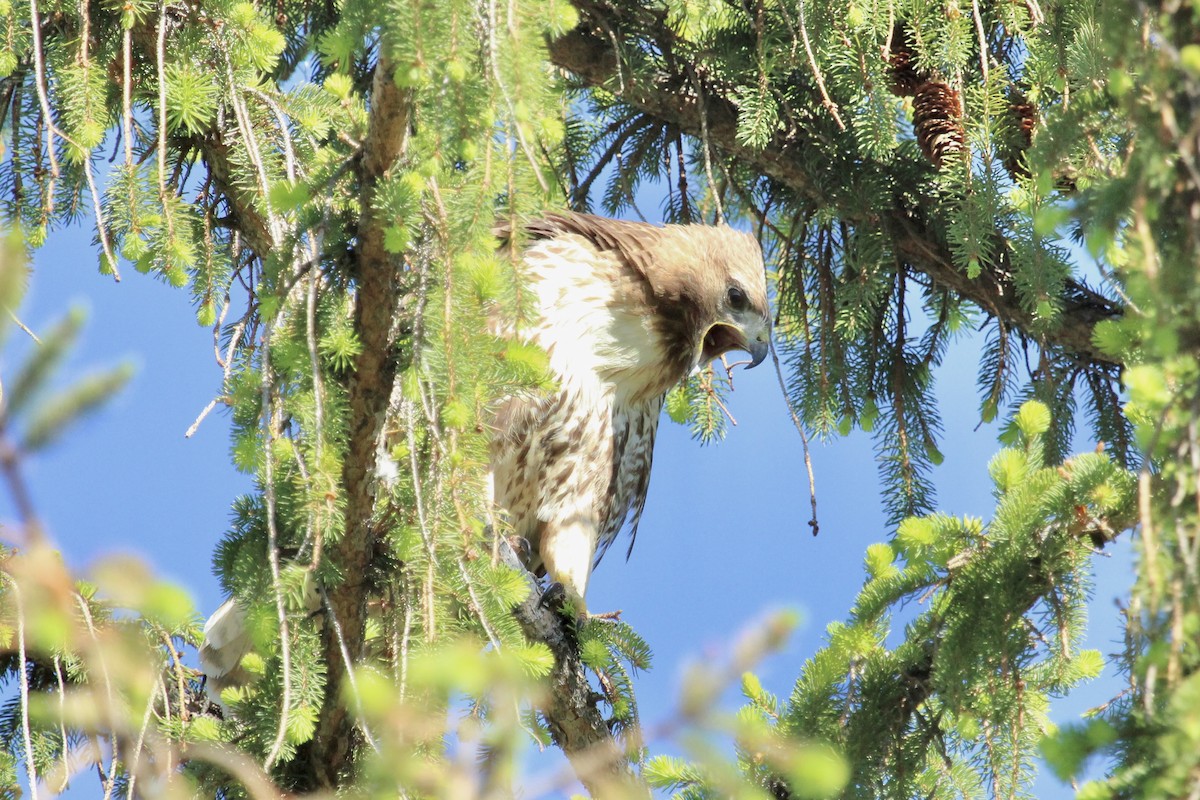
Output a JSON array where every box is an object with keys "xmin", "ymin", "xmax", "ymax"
[{"xmin": 501, "ymin": 212, "xmax": 663, "ymax": 280}]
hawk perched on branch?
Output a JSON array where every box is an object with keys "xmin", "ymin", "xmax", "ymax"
[
  {"xmin": 199, "ymin": 212, "xmax": 769, "ymax": 691},
  {"xmin": 493, "ymin": 212, "xmax": 769, "ymax": 614}
]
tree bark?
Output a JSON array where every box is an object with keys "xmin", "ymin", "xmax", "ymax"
[
  {"xmin": 496, "ymin": 541, "xmax": 649, "ymax": 798},
  {"xmin": 307, "ymin": 57, "xmax": 413, "ymax": 788}
]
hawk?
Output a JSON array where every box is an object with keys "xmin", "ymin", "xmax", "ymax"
[
  {"xmin": 199, "ymin": 212, "xmax": 768, "ymax": 691},
  {"xmin": 493, "ymin": 212, "xmax": 769, "ymax": 614}
]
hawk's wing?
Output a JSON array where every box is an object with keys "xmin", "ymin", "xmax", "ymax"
[{"xmin": 593, "ymin": 396, "xmax": 662, "ymax": 568}]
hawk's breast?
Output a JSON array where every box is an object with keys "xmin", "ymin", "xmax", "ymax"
[{"xmin": 490, "ymin": 232, "xmax": 678, "ymax": 572}]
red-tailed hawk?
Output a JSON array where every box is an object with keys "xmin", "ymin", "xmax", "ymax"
[
  {"xmin": 199, "ymin": 212, "xmax": 768, "ymax": 692},
  {"xmin": 493, "ymin": 212, "xmax": 769, "ymax": 615}
]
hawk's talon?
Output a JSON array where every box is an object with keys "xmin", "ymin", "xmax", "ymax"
[
  {"xmin": 538, "ymin": 582, "xmax": 589, "ymax": 632},
  {"xmin": 507, "ymin": 535, "xmax": 532, "ymax": 564},
  {"xmin": 539, "ymin": 581, "xmax": 567, "ymax": 611}
]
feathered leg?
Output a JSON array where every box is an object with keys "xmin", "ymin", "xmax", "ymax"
[{"xmin": 538, "ymin": 515, "xmax": 597, "ymax": 617}]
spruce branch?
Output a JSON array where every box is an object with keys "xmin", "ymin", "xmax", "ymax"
[
  {"xmin": 767, "ymin": 454, "xmax": 1138, "ymax": 799},
  {"xmin": 307, "ymin": 55, "xmax": 414, "ymax": 787},
  {"xmin": 494, "ymin": 537, "xmax": 650, "ymax": 798},
  {"xmin": 548, "ymin": 2, "xmax": 1123, "ymax": 368}
]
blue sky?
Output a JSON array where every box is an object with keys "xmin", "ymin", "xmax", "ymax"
[{"xmin": 6, "ymin": 218, "xmax": 1133, "ymax": 796}]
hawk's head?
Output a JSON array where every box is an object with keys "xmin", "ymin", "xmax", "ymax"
[
  {"xmin": 636, "ymin": 222, "xmax": 770, "ymax": 372},
  {"xmin": 514, "ymin": 212, "xmax": 770, "ymax": 382}
]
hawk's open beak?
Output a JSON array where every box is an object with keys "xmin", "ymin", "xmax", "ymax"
[{"xmin": 701, "ymin": 323, "xmax": 770, "ymax": 369}]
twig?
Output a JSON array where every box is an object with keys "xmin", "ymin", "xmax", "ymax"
[
  {"xmin": 571, "ymin": 114, "xmax": 652, "ymax": 207},
  {"xmin": 251, "ymin": 88, "xmax": 299, "ymax": 183},
  {"xmin": 53, "ymin": 655, "xmax": 69, "ymax": 793},
  {"xmin": 122, "ymin": 29, "xmax": 132, "ymax": 167},
  {"xmin": 769, "ymin": 339, "xmax": 819, "ymax": 535},
  {"xmin": 35, "ymin": 0, "xmax": 119, "ymax": 280},
  {"xmin": 1024, "ymin": 0, "xmax": 1045, "ymax": 26},
  {"xmin": 398, "ymin": 589, "xmax": 413, "ymax": 699},
  {"xmin": 796, "ymin": 0, "xmax": 845, "ymax": 131},
  {"xmin": 221, "ymin": 45, "xmax": 283, "ymax": 247},
  {"xmin": 157, "ymin": 675, "xmax": 173, "ymax": 773},
  {"xmin": 485, "ymin": 0, "xmax": 549, "ymax": 193},
  {"xmin": 287, "ymin": 439, "xmax": 318, "ymax": 561},
  {"xmin": 160, "ymin": 629, "xmax": 190, "ymax": 725},
  {"xmin": 971, "ymin": 0, "xmax": 989, "ymax": 84},
  {"xmin": 77, "ymin": 0, "xmax": 90, "ymax": 64},
  {"xmin": 318, "ymin": 585, "xmax": 383, "ymax": 754},
  {"xmin": 184, "ymin": 397, "xmax": 220, "ymax": 439},
  {"xmin": 304, "ymin": 257, "xmax": 327, "ymax": 511},
  {"xmin": 1137, "ymin": 401, "xmax": 1174, "ymax": 604},
  {"xmin": 211, "ymin": 273, "xmax": 234, "ymax": 368},
  {"xmin": 0, "ymin": 438, "xmax": 44, "ymax": 543},
  {"xmin": 187, "ymin": 310, "xmax": 245, "ymax": 438},
  {"xmin": 125, "ymin": 680, "xmax": 160, "ymax": 799},
  {"xmin": 25, "ymin": 0, "xmax": 59, "ymax": 187},
  {"xmin": 258, "ymin": 321, "xmax": 293, "ymax": 772},
  {"xmin": 404, "ymin": 398, "xmax": 439, "ymax": 639},
  {"xmin": 83, "ymin": 163, "xmax": 121, "ymax": 282},
  {"xmin": 7, "ymin": 310, "xmax": 40, "ymax": 343},
  {"xmin": 457, "ymin": 556, "xmax": 502, "ymax": 649},
  {"xmin": 702, "ymin": 365, "xmax": 739, "ymax": 427},
  {"xmin": 691, "ymin": 72, "xmax": 725, "ymax": 223},
  {"xmin": 75, "ymin": 593, "xmax": 119, "ymax": 800},
  {"xmin": 191, "ymin": 304, "xmax": 247, "ymax": 437},
  {"xmin": 1084, "ymin": 686, "xmax": 1132, "ymax": 718},
  {"xmin": 1, "ymin": 572, "xmax": 40, "ymax": 800},
  {"xmin": 182, "ymin": 741, "xmax": 286, "ymax": 800},
  {"xmin": 156, "ymin": 6, "xmax": 168, "ymax": 201}
]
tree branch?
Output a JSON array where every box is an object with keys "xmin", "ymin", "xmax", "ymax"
[
  {"xmin": 495, "ymin": 540, "xmax": 648, "ymax": 798},
  {"xmin": 192, "ymin": 136, "xmax": 276, "ymax": 264},
  {"xmin": 306, "ymin": 56, "xmax": 414, "ymax": 788},
  {"xmin": 188, "ymin": 37, "xmax": 641, "ymax": 796},
  {"xmin": 547, "ymin": 5, "xmax": 1123, "ymax": 368},
  {"xmin": 770, "ymin": 506, "xmax": 1138, "ymax": 799}
]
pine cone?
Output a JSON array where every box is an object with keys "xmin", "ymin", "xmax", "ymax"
[
  {"xmin": 887, "ymin": 25, "xmax": 965, "ymax": 167},
  {"xmin": 912, "ymin": 80, "xmax": 965, "ymax": 167},
  {"xmin": 889, "ymin": 41, "xmax": 922, "ymax": 97},
  {"xmin": 1004, "ymin": 91, "xmax": 1038, "ymax": 178},
  {"xmin": 1011, "ymin": 95, "xmax": 1037, "ymax": 146}
]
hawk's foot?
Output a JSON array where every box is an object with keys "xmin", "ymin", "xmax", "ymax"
[
  {"xmin": 506, "ymin": 535, "xmax": 532, "ymax": 565},
  {"xmin": 538, "ymin": 581, "xmax": 592, "ymax": 631},
  {"xmin": 538, "ymin": 580, "xmax": 567, "ymax": 611}
]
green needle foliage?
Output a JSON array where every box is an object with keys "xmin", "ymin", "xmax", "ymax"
[
  {"xmin": 0, "ymin": 0, "xmax": 1198, "ymax": 797},
  {"xmin": 0, "ymin": 264, "xmax": 134, "ymax": 455},
  {"xmin": 642, "ymin": 401, "xmax": 1135, "ymax": 800},
  {"xmin": 774, "ymin": 401, "xmax": 1134, "ymax": 800}
]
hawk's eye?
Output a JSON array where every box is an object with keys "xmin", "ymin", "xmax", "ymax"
[{"xmin": 727, "ymin": 285, "xmax": 748, "ymax": 311}]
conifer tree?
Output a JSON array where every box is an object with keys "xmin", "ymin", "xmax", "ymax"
[{"xmin": 0, "ymin": 0, "xmax": 1196, "ymax": 798}]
